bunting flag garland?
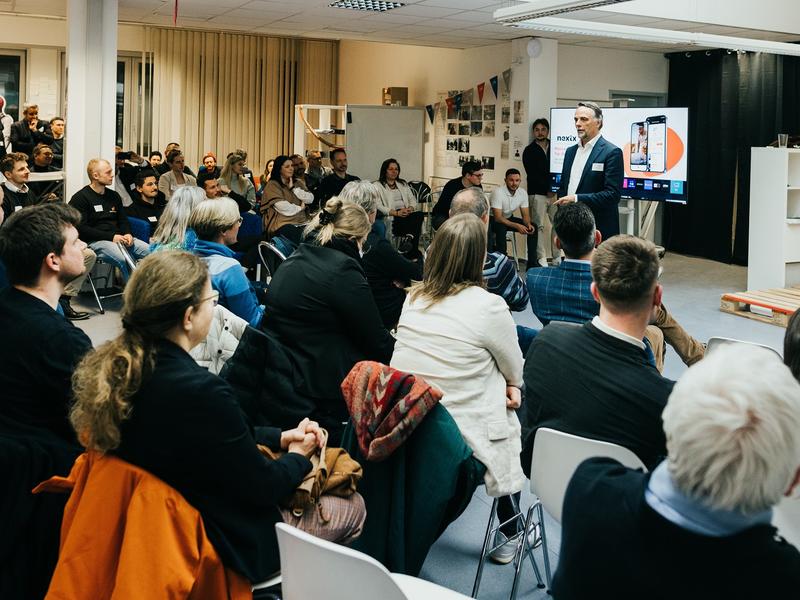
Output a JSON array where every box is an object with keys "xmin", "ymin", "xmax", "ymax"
[
  {"xmin": 489, "ymin": 76, "xmax": 499, "ymax": 98},
  {"xmin": 463, "ymin": 88, "xmax": 473, "ymax": 106},
  {"xmin": 425, "ymin": 104, "xmax": 435, "ymax": 124},
  {"xmin": 501, "ymin": 69, "xmax": 512, "ymax": 93},
  {"xmin": 173, "ymin": 0, "xmax": 179, "ymax": 26},
  {"xmin": 477, "ymin": 82, "xmax": 486, "ymax": 104},
  {"xmin": 445, "ymin": 97, "xmax": 455, "ymax": 113},
  {"xmin": 454, "ymin": 93, "xmax": 463, "ymax": 112}
]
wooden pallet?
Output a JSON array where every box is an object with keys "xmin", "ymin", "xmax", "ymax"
[{"xmin": 720, "ymin": 287, "xmax": 800, "ymax": 328}]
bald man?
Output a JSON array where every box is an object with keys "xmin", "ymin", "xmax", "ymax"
[{"xmin": 68, "ymin": 158, "xmax": 150, "ymax": 281}]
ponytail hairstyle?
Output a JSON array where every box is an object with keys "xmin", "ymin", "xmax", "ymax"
[
  {"xmin": 303, "ymin": 197, "xmax": 371, "ymax": 246},
  {"xmin": 70, "ymin": 251, "xmax": 209, "ymax": 452}
]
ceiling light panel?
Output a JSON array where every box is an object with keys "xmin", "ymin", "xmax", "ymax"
[
  {"xmin": 329, "ymin": 0, "xmax": 405, "ymax": 11},
  {"xmin": 494, "ymin": 0, "xmax": 632, "ymax": 23}
]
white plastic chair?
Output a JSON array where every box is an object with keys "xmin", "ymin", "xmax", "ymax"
[
  {"xmin": 517, "ymin": 428, "xmax": 647, "ymax": 593},
  {"xmin": 706, "ymin": 336, "xmax": 782, "ymax": 359},
  {"xmin": 275, "ymin": 522, "xmax": 471, "ymax": 600}
]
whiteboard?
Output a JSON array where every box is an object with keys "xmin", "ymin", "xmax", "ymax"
[{"xmin": 344, "ymin": 105, "xmax": 425, "ymax": 183}]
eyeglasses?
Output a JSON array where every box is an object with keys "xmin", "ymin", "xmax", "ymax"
[{"xmin": 198, "ymin": 291, "xmax": 219, "ymax": 307}]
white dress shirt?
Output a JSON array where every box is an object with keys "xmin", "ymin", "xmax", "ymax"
[
  {"xmin": 591, "ymin": 315, "xmax": 645, "ymax": 350},
  {"xmin": 567, "ymin": 134, "xmax": 601, "ymax": 197}
]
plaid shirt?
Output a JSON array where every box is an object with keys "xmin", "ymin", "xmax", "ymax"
[{"xmin": 526, "ymin": 260, "xmax": 599, "ymax": 326}]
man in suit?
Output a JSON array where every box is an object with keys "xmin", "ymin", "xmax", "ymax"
[
  {"xmin": 526, "ymin": 203, "xmax": 704, "ymax": 370},
  {"xmin": 555, "ymin": 102, "xmax": 623, "ymax": 238}
]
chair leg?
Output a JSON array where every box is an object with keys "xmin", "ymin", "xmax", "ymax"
[
  {"xmin": 472, "ymin": 498, "xmax": 498, "ymax": 598},
  {"xmin": 86, "ymin": 273, "xmax": 104, "ymax": 314},
  {"xmin": 537, "ymin": 502, "xmax": 553, "ymax": 592}
]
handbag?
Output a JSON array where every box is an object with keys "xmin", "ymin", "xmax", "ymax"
[{"xmin": 258, "ymin": 431, "xmax": 362, "ymax": 519}]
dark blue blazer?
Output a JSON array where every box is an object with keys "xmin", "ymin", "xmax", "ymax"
[{"xmin": 557, "ymin": 136, "xmax": 624, "ymax": 238}]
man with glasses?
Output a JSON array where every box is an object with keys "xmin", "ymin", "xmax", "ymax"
[
  {"xmin": 290, "ymin": 154, "xmax": 307, "ymax": 185},
  {"xmin": 431, "ymin": 160, "xmax": 483, "ymax": 230},
  {"xmin": 304, "ymin": 150, "xmax": 330, "ymax": 193},
  {"xmin": 29, "ymin": 144, "xmax": 61, "ymax": 202},
  {"xmin": 555, "ymin": 102, "xmax": 623, "ymax": 239}
]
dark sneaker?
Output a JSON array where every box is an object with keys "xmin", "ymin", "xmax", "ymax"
[{"xmin": 60, "ymin": 297, "xmax": 90, "ymax": 321}]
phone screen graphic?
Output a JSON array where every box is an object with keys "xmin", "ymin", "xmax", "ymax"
[
  {"xmin": 630, "ymin": 122, "xmax": 647, "ymax": 171},
  {"xmin": 646, "ymin": 116, "xmax": 667, "ymax": 173}
]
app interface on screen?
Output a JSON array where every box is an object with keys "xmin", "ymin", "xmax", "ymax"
[
  {"xmin": 647, "ymin": 117, "xmax": 666, "ymax": 173},
  {"xmin": 630, "ymin": 122, "xmax": 647, "ymax": 170}
]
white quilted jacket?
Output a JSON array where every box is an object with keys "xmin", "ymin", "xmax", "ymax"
[{"xmin": 190, "ymin": 304, "xmax": 248, "ymax": 374}]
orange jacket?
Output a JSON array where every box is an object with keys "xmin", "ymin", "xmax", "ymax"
[{"xmin": 33, "ymin": 451, "xmax": 252, "ymax": 600}]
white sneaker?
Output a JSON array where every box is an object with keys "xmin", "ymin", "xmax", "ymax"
[
  {"xmin": 538, "ymin": 258, "xmax": 549, "ymax": 268},
  {"xmin": 488, "ymin": 531, "xmax": 517, "ymax": 565}
]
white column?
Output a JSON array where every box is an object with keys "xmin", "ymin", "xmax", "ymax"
[
  {"xmin": 65, "ymin": 0, "xmax": 118, "ymax": 201},
  {"xmin": 511, "ymin": 37, "xmax": 558, "ymax": 143}
]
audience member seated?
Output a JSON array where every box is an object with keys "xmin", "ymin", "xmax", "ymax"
[
  {"xmin": 290, "ymin": 153, "xmax": 307, "ymax": 187},
  {"xmin": 29, "ymin": 143, "xmax": 61, "ymax": 202},
  {"xmin": 554, "ymin": 344, "xmax": 800, "ymax": 598},
  {"xmin": 1, "ymin": 152, "xmax": 37, "ymax": 220},
  {"xmin": 431, "ymin": 160, "xmax": 483, "ymax": 230},
  {"xmin": 149, "ymin": 186, "xmax": 204, "ymax": 252},
  {"xmin": 522, "ymin": 235, "xmax": 675, "ymax": 473},
  {"xmin": 148, "ymin": 150, "xmax": 162, "ymax": 169},
  {"xmin": 339, "ymin": 180, "xmax": 423, "ymax": 329},
  {"xmin": 785, "ymin": 308, "xmax": 800, "ymax": 381},
  {"xmin": 260, "ymin": 154, "xmax": 313, "ymax": 244},
  {"xmin": 375, "ymin": 158, "xmax": 423, "ymax": 250},
  {"xmin": 304, "ymin": 150, "xmax": 329, "ymax": 193},
  {"xmin": 10, "ymin": 103, "xmax": 53, "ymax": 159},
  {"xmin": 527, "ymin": 203, "xmax": 705, "ymax": 369},
  {"xmin": 154, "ymin": 142, "xmax": 195, "ymax": 177},
  {"xmin": 49, "ymin": 117, "xmax": 65, "ymax": 170},
  {"xmin": 391, "ymin": 213, "xmax": 526, "ymax": 564},
  {"xmin": 219, "ymin": 150, "xmax": 256, "ymax": 211},
  {"xmin": 256, "ymin": 158, "xmax": 274, "ymax": 201},
  {"xmin": 68, "ymin": 251, "xmax": 366, "ymax": 584},
  {"xmin": 230, "ymin": 148, "xmax": 257, "ymax": 187},
  {"xmin": 316, "ymin": 148, "xmax": 359, "ymax": 208},
  {"xmin": 69, "ymin": 158, "xmax": 150, "ymax": 282},
  {"xmin": 125, "ymin": 169, "xmax": 167, "ymax": 230},
  {"xmin": 190, "ymin": 197, "xmax": 263, "ymax": 327},
  {"xmin": 261, "ymin": 199, "xmax": 395, "ymax": 442},
  {"xmin": 197, "ymin": 173, "xmax": 223, "ymax": 199},
  {"xmin": 197, "ymin": 151, "xmax": 221, "ymax": 179},
  {"xmin": 489, "ymin": 168, "xmax": 536, "ymax": 260},
  {"xmin": 158, "ymin": 149, "xmax": 197, "ymax": 201},
  {"xmin": 0, "ymin": 202, "xmax": 92, "ymax": 598},
  {"xmin": 448, "ymin": 187, "xmax": 534, "ymax": 352},
  {"xmin": 114, "ymin": 148, "xmax": 149, "ymax": 204}
]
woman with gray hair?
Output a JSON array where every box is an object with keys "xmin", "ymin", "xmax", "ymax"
[
  {"xmin": 149, "ymin": 185, "xmax": 206, "ymax": 252},
  {"xmin": 553, "ymin": 344, "xmax": 800, "ymax": 598}
]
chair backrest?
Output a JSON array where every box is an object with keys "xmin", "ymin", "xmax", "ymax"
[
  {"xmin": 530, "ymin": 428, "xmax": 647, "ymax": 523},
  {"xmin": 257, "ymin": 241, "xmax": 287, "ymax": 283},
  {"xmin": 706, "ymin": 336, "xmax": 782, "ymax": 359},
  {"xmin": 116, "ymin": 242, "xmax": 138, "ymax": 272},
  {"xmin": 127, "ymin": 216, "xmax": 152, "ymax": 243},
  {"xmin": 407, "ymin": 180, "xmax": 431, "ymax": 204},
  {"xmin": 275, "ymin": 523, "xmax": 408, "ymax": 600}
]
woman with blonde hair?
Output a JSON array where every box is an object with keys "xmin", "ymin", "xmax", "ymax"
[
  {"xmin": 149, "ymin": 186, "xmax": 205, "ymax": 252},
  {"xmin": 70, "ymin": 251, "xmax": 366, "ymax": 584},
  {"xmin": 391, "ymin": 213, "xmax": 525, "ymax": 563},
  {"xmin": 261, "ymin": 198, "xmax": 395, "ymax": 443},
  {"xmin": 219, "ymin": 151, "xmax": 255, "ymax": 210}
]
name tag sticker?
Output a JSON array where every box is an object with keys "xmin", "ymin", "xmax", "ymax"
[
  {"xmin": 14, "ymin": 205, "xmax": 22, "ymax": 212},
  {"xmin": 592, "ymin": 163, "xmax": 604, "ymax": 172},
  {"xmin": 147, "ymin": 216, "xmax": 157, "ymax": 222},
  {"xmin": 93, "ymin": 204, "xmax": 104, "ymax": 212},
  {"xmin": 129, "ymin": 183, "xmax": 136, "ymax": 190}
]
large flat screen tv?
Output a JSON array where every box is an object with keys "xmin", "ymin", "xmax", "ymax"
[{"xmin": 549, "ymin": 107, "xmax": 689, "ymax": 204}]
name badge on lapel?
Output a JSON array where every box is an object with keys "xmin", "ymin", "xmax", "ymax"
[{"xmin": 592, "ymin": 163, "xmax": 604, "ymax": 172}]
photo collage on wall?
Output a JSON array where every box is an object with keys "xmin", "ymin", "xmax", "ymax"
[{"xmin": 445, "ymin": 98, "xmax": 498, "ymax": 171}]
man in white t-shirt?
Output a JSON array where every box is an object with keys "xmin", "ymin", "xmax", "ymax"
[{"xmin": 489, "ymin": 168, "xmax": 537, "ymax": 266}]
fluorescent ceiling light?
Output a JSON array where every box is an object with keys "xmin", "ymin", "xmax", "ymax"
[
  {"xmin": 509, "ymin": 17, "xmax": 800, "ymax": 56},
  {"xmin": 494, "ymin": 0, "xmax": 632, "ymax": 24},
  {"xmin": 329, "ymin": 0, "xmax": 405, "ymax": 11}
]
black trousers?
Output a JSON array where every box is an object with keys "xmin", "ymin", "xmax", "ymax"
[
  {"xmin": 490, "ymin": 216, "xmax": 538, "ymax": 266},
  {"xmin": 391, "ymin": 211, "xmax": 424, "ymax": 250}
]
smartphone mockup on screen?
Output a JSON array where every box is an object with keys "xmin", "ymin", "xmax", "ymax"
[
  {"xmin": 630, "ymin": 121, "xmax": 647, "ymax": 171},
  {"xmin": 646, "ymin": 115, "xmax": 667, "ymax": 173}
]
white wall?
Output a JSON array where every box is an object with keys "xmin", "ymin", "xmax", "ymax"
[{"xmin": 338, "ymin": 39, "xmax": 669, "ymax": 184}]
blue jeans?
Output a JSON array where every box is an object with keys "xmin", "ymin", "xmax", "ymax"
[
  {"xmin": 516, "ymin": 325, "xmax": 538, "ymax": 356},
  {"xmin": 90, "ymin": 238, "xmax": 150, "ymax": 281}
]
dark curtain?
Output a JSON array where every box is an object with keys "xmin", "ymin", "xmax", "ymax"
[{"xmin": 664, "ymin": 51, "xmax": 800, "ymax": 264}]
